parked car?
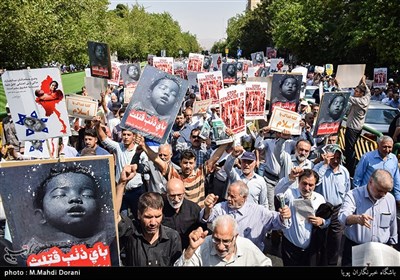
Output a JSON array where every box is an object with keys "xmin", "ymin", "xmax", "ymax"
[
  {"xmin": 363, "ymin": 101, "xmax": 399, "ymax": 135},
  {"xmin": 341, "ymin": 101, "xmax": 399, "ymax": 141}
]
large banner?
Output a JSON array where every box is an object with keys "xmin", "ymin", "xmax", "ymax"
[
  {"xmin": 0, "ymin": 155, "xmax": 119, "ymax": 266},
  {"xmin": 120, "ymin": 66, "xmax": 188, "ymax": 144},
  {"xmin": 2, "ymin": 68, "xmax": 71, "ymax": 141},
  {"xmin": 314, "ymin": 91, "xmax": 351, "ymax": 137},
  {"xmin": 87, "ymin": 41, "xmax": 112, "ymax": 79}
]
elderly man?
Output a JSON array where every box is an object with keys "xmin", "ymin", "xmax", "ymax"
[
  {"xmin": 224, "ymin": 146, "xmax": 268, "ymax": 208},
  {"xmin": 174, "ymin": 215, "xmax": 271, "ymax": 266},
  {"xmin": 200, "ymin": 181, "xmax": 291, "ymax": 252},
  {"xmin": 353, "ymin": 135, "xmax": 400, "ymax": 206},
  {"xmin": 162, "ymin": 178, "xmax": 204, "ymax": 250},
  {"xmin": 339, "ymin": 169, "xmax": 397, "ymax": 266}
]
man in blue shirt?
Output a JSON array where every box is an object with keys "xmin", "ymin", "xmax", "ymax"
[
  {"xmin": 338, "ymin": 169, "xmax": 397, "ymax": 266},
  {"xmin": 353, "ymin": 135, "xmax": 400, "ymax": 206}
]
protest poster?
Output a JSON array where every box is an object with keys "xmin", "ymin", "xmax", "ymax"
[
  {"xmin": 245, "ymin": 82, "xmax": 268, "ymax": 120},
  {"xmin": 2, "ymin": 68, "xmax": 71, "ymax": 141},
  {"xmin": 373, "ymin": 67, "xmax": 387, "ymax": 89},
  {"xmin": 222, "ymin": 63, "xmax": 237, "ymax": 85},
  {"xmin": 65, "ymin": 95, "xmax": 98, "ymax": 119},
  {"xmin": 193, "ymin": 99, "xmax": 213, "ymax": 115},
  {"xmin": 108, "ymin": 62, "xmax": 122, "ymax": 86},
  {"xmin": 23, "ymin": 137, "xmax": 59, "ymax": 159},
  {"xmin": 120, "ymin": 63, "xmax": 141, "ymax": 88},
  {"xmin": 212, "ymin": 119, "xmax": 233, "ymax": 145},
  {"xmin": 0, "ymin": 155, "xmax": 119, "ymax": 266},
  {"xmin": 251, "ymin": 51, "xmax": 265, "ymax": 67},
  {"xmin": 314, "ymin": 91, "xmax": 351, "ymax": 137},
  {"xmin": 84, "ymin": 76, "xmax": 108, "ymax": 100},
  {"xmin": 270, "ymin": 73, "xmax": 302, "ymax": 113},
  {"xmin": 269, "ymin": 58, "xmax": 285, "ymax": 73},
  {"xmin": 218, "ymin": 85, "xmax": 246, "ymax": 137},
  {"xmin": 211, "ymin": 53, "xmax": 222, "ymax": 71},
  {"xmin": 268, "ymin": 107, "xmax": 302, "ymax": 135},
  {"xmin": 187, "ymin": 53, "xmax": 204, "ymax": 72},
  {"xmin": 120, "ymin": 66, "xmax": 188, "ymax": 144},
  {"xmin": 197, "ymin": 71, "xmax": 224, "ymax": 106},
  {"xmin": 87, "ymin": 41, "xmax": 112, "ymax": 79},
  {"xmin": 335, "ymin": 64, "xmax": 366, "ymax": 88},
  {"xmin": 153, "ymin": 57, "xmax": 174, "ymax": 75}
]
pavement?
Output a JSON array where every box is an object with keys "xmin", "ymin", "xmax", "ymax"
[{"xmin": 263, "ymin": 233, "xmax": 283, "ymax": 266}]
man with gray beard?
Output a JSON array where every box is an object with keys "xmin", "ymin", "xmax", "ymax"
[{"xmin": 162, "ymin": 178, "xmax": 205, "ymax": 250}]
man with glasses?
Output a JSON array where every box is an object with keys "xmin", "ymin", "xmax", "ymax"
[
  {"xmin": 175, "ymin": 128, "xmax": 212, "ymax": 167},
  {"xmin": 162, "ymin": 178, "xmax": 204, "ymax": 249},
  {"xmin": 174, "ymin": 215, "xmax": 271, "ymax": 266}
]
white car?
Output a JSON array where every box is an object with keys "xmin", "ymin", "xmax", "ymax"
[{"xmin": 363, "ymin": 101, "xmax": 399, "ymax": 135}]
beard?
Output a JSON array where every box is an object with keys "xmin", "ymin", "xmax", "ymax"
[
  {"xmin": 296, "ymin": 154, "xmax": 307, "ymax": 163},
  {"xmin": 167, "ymin": 197, "xmax": 183, "ymax": 209}
]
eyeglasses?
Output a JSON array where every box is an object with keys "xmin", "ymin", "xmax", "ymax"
[
  {"xmin": 167, "ymin": 193, "xmax": 184, "ymax": 199},
  {"xmin": 212, "ymin": 235, "xmax": 236, "ymax": 246},
  {"xmin": 191, "ymin": 135, "xmax": 200, "ymax": 139}
]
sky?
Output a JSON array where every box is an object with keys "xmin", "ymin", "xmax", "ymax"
[{"xmin": 109, "ymin": 0, "xmax": 247, "ymax": 50}]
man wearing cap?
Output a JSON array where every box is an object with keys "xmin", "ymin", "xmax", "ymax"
[
  {"xmin": 313, "ymin": 145, "xmax": 351, "ymax": 266},
  {"xmin": 224, "ymin": 145, "xmax": 268, "ymax": 208}
]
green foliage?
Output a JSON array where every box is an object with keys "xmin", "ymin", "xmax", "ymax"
[
  {"xmin": 0, "ymin": 1, "xmax": 201, "ymax": 69},
  {"xmin": 61, "ymin": 71, "xmax": 86, "ymax": 94}
]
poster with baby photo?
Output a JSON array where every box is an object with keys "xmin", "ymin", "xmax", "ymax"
[
  {"xmin": 314, "ymin": 91, "xmax": 351, "ymax": 137},
  {"xmin": 120, "ymin": 65, "xmax": 188, "ymax": 144},
  {"xmin": 1, "ymin": 68, "xmax": 71, "ymax": 141},
  {"xmin": 0, "ymin": 155, "xmax": 119, "ymax": 266}
]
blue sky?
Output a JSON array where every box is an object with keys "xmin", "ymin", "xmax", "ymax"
[{"xmin": 109, "ymin": 0, "xmax": 247, "ymax": 49}]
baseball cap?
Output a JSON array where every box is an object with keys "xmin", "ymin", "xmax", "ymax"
[{"xmin": 241, "ymin": 151, "xmax": 256, "ymax": 161}]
